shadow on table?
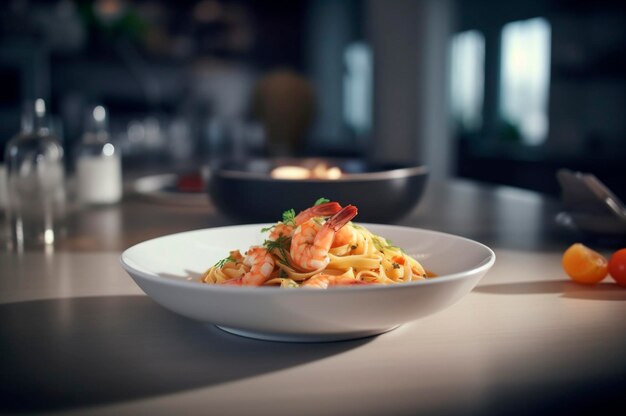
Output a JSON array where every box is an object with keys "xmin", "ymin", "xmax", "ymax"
[
  {"xmin": 474, "ymin": 280, "xmax": 626, "ymax": 301},
  {"xmin": 0, "ymin": 296, "xmax": 372, "ymax": 414}
]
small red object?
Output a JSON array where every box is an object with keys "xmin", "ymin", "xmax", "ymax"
[{"xmin": 176, "ymin": 172, "xmax": 204, "ymax": 193}]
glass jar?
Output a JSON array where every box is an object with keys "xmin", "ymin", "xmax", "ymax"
[
  {"xmin": 4, "ymin": 99, "xmax": 66, "ymax": 251},
  {"xmin": 76, "ymin": 105, "xmax": 122, "ymax": 205}
]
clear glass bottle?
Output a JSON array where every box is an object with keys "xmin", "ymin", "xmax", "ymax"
[
  {"xmin": 4, "ymin": 99, "xmax": 66, "ymax": 251},
  {"xmin": 76, "ymin": 105, "xmax": 122, "ymax": 205}
]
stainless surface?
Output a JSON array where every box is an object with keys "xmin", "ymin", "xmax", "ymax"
[
  {"xmin": 557, "ymin": 169, "xmax": 626, "ymax": 235},
  {"xmin": 1, "ymin": 179, "xmax": 625, "ymax": 415}
]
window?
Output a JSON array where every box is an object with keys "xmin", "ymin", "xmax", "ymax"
[
  {"xmin": 500, "ymin": 18, "xmax": 551, "ymax": 145},
  {"xmin": 343, "ymin": 42, "xmax": 372, "ymax": 135},
  {"xmin": 450, "ymin": 30, "xmax": 485, "ymax": 132}
]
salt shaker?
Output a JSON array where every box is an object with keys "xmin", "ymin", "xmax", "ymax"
[
  {"xmin": 4, "ymin": 99, "xmax": 66, "ymax": 251},
  {"xmin": 76, "ymin": 106, "xmax": 122, "ymax": 205}
]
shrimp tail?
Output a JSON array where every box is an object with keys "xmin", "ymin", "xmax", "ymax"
[
  {"xmin": 295, "ymin": 201, "xmax": 342, "ymax": 223},
  {"xmin": 309, "ymin": 202, "xmax": 342, "ymax": 216},
  {"xmin": 326, "ymin": 205, "xmax": 358, "ymax": 231}
]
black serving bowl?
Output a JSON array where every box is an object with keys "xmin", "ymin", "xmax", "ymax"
[{"xmin": 206, "ymin": 158, "xmax": 428, "ymax": 223}]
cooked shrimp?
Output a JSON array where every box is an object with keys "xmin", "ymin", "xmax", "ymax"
[
  {"xmin": 301, "ymin": 272, "xmax": 370, "ymax": 288},
  {"xmin": 268, "ymin": 201, "xmax": 342, "ymax": 241},
  {"xmin": 332, "ymin": 222, "xmax": 357, "ymax": 248},
  {"xmin": 221, "ymin": 246, "xmax": 275, "ymax": 286},
  {"xmin": 290, "ymin": 205, "xmax": 358, "ymax": 271}
]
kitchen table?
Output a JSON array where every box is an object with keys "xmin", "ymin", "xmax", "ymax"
[{"xmin": 1, "ymin": 178, "xmax": 625, "ymax": 415}]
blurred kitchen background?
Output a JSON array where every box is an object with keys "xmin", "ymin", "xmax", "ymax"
[{"xmin": 1, "ymin": 0, "xmax": 624, "ymax": 197}]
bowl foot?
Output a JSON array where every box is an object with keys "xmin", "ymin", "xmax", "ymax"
[{"xmin": 215, "ymin": 325, "xmax": 401, "ymax": 343}]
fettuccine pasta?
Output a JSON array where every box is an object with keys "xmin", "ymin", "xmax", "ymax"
[{"xmin": 201, "ymin": 199, "xmax": 433, "ymax": 288}]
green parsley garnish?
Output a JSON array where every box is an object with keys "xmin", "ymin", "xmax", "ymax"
[
  {"xmin": 214, "ymin": 255, "xmax": 235, "ymax": 268},
  {"xmin": 314, "ymin": 197, "xmax": 330, "ymax": 206},
  {"xmin": 282, "ymin": 209, "xmax": 296, "ymax": 226},
  {"xmin": 260, "ymin": 225, "xmax": 275, "ymax": 233},
  {"xmin": 263, "ymin": 235, "xmax": 292, "ymax": 266}
]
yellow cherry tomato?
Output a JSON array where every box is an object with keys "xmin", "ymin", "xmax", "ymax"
[{"xmin": 562, "ymin": 243, "xmax": 608, "ymax": 285}]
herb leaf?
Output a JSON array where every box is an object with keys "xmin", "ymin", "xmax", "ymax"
[
  {"xmin": 261, "ymin": 225, "xmax": 275, "ymax": 233},
  {"xmin": 314, "ymin": 197, "xmax": 330, "ymax": 206},
  {"xmin": 282, "ymin": 209, "xmax": 296, "ymax": 226},
  {"xmin": 263, "ymin": 235, "xmax": 292, "ymax": 266},
  {"xmin": 214, "ymin": 255, "xmax": 235, "ymax": 268}
]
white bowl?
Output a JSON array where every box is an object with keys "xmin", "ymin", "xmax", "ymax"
[{"xmin": 121, "ymin": 224, "xmax": 495, "ymax": 342}]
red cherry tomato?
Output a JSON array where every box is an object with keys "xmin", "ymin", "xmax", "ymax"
[{"xmin": 608, "ymin": 248, "xmax": 626, "ymax": 287}]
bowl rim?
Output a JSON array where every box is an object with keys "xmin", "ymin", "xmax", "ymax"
[
  {"xmin": 120, "ymin": 223, "xmax": 496, "ymax": 295},
  {"xmin": 213, "ymin": 163, "xmax": 429, "ymax": 183}
]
